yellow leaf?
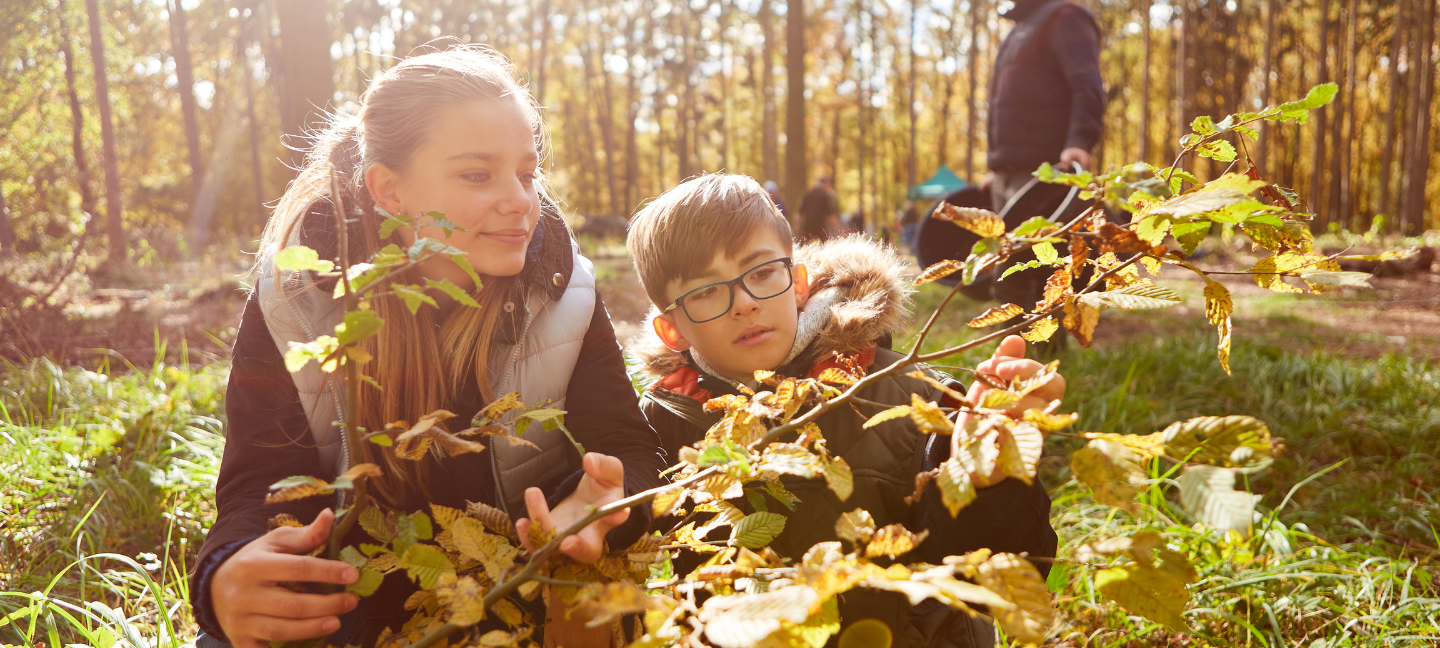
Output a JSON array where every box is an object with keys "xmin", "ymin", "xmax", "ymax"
[
  {"xmin": 864, "ymin": 524, "xmax": 928, "ymax": 559},
  {"xmin": 1022, "ymin": 409, "xmax": 1078, "ymax": 433},
  {"xmin": 1095, "ymin": 252, "xmax": 1141, "ymax": 290},
  {"xmin": 967, "ymin": 303, "xmax": 1024, "ymax": 328},
  {"xmin": 998, "ymin": 423, "xmax": 1043, "ymax": 486},
  {"xmin": 1204, "ymin": 280, "xmax": 1234, "ymax": 375},
  {"xmin": 914, "ymin": 259, "xmax": 964, "ymax": 286},
  {"xmin": 1061, "ymin": 296, "xmax": 1099, "ymax": 348},
  {"xmin": 863, "ymin": 405, "xmax": 912, "ymax": 429},
  {"xmin": 1021, "ymin": 317, "xmax": 1058, "ymax": 343},
  {"xmin": 1071, "ymin": 439, "xmax": 1147, "ymax": 513},
  {"xmin": 935, "ymin": 458, "xmax": 977, "ymax": 517},
  {"xmin": 1140, "ymin": 255, "xmax": 1163, "ymax": 276},
  {"xmin": 933, "ymin": 203, "xmax": 1006, "ymax": 237},
  {"xmin": 822, "ymin": 454, "xmax": 855, "ymax": 501},
  {"xmin": 701, "ymin": 587, "xmax": 817, "ymax": 648},
  {"xmin": 429, "ymin": 504, "xmax": 465, "ymax": 532},
  {"xmin": 465, "ymin": 500, "xmax": 516, "ymax": 538},
  {"xmin": 477, "ymin": 392, "xmax": 524, "ymax": 424},
  {"xmin": 1083, "ymin": 431, "xmax": 1166, "ymax": 459},
  {"xmin": 438, "ymin": 574, "xmax": 487, "ymax": 625},
  {"xmin": 652, "ymin": 488, "xmax": 684, "ymax": 518},
  {"xmin": 452, "ymin": 517, "xmax": 519, "ymax": 581},
  {"xmin": 264, "ymin": 475, "xmax": 332, "ymax": 505},
  {"xmin": 908, "ymin": 393, "xmax": 954, "ymax": 434},
  {"xmin": 1160, "ymin": 415, "xmax": 1275, "ymax": 471},
  {"xmin": 268, "ymin": 513, "xmax": 302, "ymax": 529},
  {"xmin": 492, "ymin": 598, "xmax": 525, "ymax": 627},
  {"xmin": 1040, "ymin": 269, "xmax": 1072, "ymax": 310},
  {"xmin": 904, "ymin": 370, "xmax": 970, "ymax": 406},
  {"xmin": 1094, "ymin": 556, "xmax": 1196, "ymax": 632},
  {"xmin": 976, "ymin": 553, "xmax": 1055, "ymax": 645},
  {"xmin": 572, "ymin": 581, "xmax": 661, "ymax": 628},
  {"xmin": 834, "ymin": 509, "xmax": 876, "ymax": 546},
  {"xmin": 815, "ymin": 368, "xmax": 857, "ymax": 385}
]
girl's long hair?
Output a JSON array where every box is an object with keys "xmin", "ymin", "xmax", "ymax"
[{"xmin": 257, "ymin": 45, "xmax": 550, "ymax": 505}]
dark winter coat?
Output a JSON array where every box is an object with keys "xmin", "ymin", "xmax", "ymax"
[
  {"xmin": 629, "ymin": 237, "xmax": 1058, "ymax": 648},
  {"xmin": 987, "ymin": 0, "xmax": 1106, "ymax": 172},
  {"xmin": 190, "ymin": 208, "xmax": 666, "ymax": 646}
]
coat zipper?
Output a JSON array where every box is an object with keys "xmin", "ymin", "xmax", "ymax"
[{"xmin": 490, "ymin": 286, "xmax": 539, "ymax": 515}]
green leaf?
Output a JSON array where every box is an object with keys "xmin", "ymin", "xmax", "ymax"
[
  {"xmin": 422, "ymin": 211, "xmax": 465, "ymax": 235},
  {"xmin": 398, "ymin": 543, "xmax": 454, "ymax": 590},
  {"xmin": 283, "ymin": 336, "xmax": 339, "ymax": 373},
  {"xmin": 1034, "ymin": 162, "xmax": 1055, "ymax": 182},
  {"xmin": 1013, "ymin": 216, "xmax": 1054, "ymax": 236},
  {"xmin": 1165, "ymin": 169, "xmax": 1199, "ymax": 195},
  {"xmin": 731, "ymin": 511, "xmax": 787, "ymax": 548},
  {"xmin": 339, "ymin": 546, "xmax": 368, "ymax": 569},
  {"xmin": 1196, "ymin": 139, "xmax": 1237, "ymax": 162},
  {"xmin": 1190, "ymin": 115, "xmax": 1217, "ymax": 136},
  {"xmin": 406, "ymin": 237, "xmax": 467, "ymax": 261},
  {"xmin": 1172, "ymin": 220, "xmax": 1212, "ymax": 254},
  {"xmin": 1134, "ymin": 215, "xmax": 1171, "ymax": 247},
  {"xmin": 1177, "ymin": 465, "xmax": 1258, "ymax": 534},
  {"xmin": 424, "ymin": 278, "xmax": 481, "ymax": 308},
  {"xmin": 1033, "ymin": 241, "xmax": 1059, "ymax": 265},
  {"xmin": 368, "ymin": 433, "xmax": 393, "ymax": 447},
  {"xmin": 1270, "ymin": 82, "xmax": 1339, "ymax": 123},
  {"xmin": 999, "ymin": 259, "xmax": 1044, "ymax": 280},
  {"xmin": 1147, "ymin": 188, "xmax": 1252, "ymax": 219},
  {"xmin": 273, "ymin": 246, "xmax": 335, "ymax": 273},
  {"xmin": 698, "ymin": 441, "xmax": 750, "ymax": 468},
  {"xmin": 392, "ymin": 284, "xmax": 438, "ymax": 314},
  {"xmin": 378, "ymin": 211, "xmax": 415, "ymax": 239},
  {"xmin": 1079, "ymin": 283, "xmax": 1183, "ymax": 311},
  {"xmin": 450, "ymin": 254, "xmax": 483, "ymax": 291},
  {"xmin": 347, "ymin": 568, "xmax": 385, "ymax": 597},
  {"xmin": 335, "ymin": 310, "xmax": 385, "ymax": 347}
]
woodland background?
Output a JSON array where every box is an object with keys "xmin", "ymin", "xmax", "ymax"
[{"xmin": 0, "ymin": 0, "xmax": 1438, "ymax": 269}]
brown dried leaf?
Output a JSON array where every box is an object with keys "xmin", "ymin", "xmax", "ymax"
[
  {"xmin": 815, "ymin": 368, "xmax": 857, "ymax": 385},
  {"xmin": 933, "ymin": 203, "xmax": 1006, "ymax": 238},
  {"xmin": 466, "ymin": 500, "xmax": 516, "ymax": 538},
  {"xmin": 914, "ymin": 259, "xmax": 964, "ymax": 286},
  {"xmin": 268, "ymin": 513, "xmax": 302, "ymax": 530},
  {"xmin": 1069, "ymin": 236, "xmax": 1090, "ymax": 278},
  {"xmin": 1039, "ymin": 269, "xmax": 1072, "ymax": 310},
  {"xmin": 864, "ymin": 524, "xmax": 929, "ymax": 559},
  {"xmin": 1061, "ymin": 296, "xmax": 1100, "ymax": 348}
]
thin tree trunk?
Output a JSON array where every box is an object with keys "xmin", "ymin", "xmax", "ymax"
[
  {"xmin": 1378, "ymin": 0, "xmax": 1408, "ymax": 220},
  {"xmin": 937, "ymin": 0, "xmax": 961, "ymax": 170},
  {"xmin": 1326, "ymin": 0, "xmax": 1351, "ymax": 227},
  {"xmin": 169, "ymin": 0, "xmax": 204, "ymax": 201},
  {"xmin": 0, "ymin": 175, "xmax": 12, "ymax": 255},
  {"xmin": 239, "ymin": 0, "xmax": 267, "ymax": 229},
  {"xmin": 760, "ymin": 0, "xmax": 779, "ymax": 183},
  {"xmin": 536, "ymin": 0, "xmax": 550, "ymax": 105},
  {"xmin": 1139, "ymin": 0, "xmax": 1152, "ymax": 163},
  {"xmin": 678, "ymin": 20, "xmax": 695, "ymax": 180},
  {"xmin": 907, "ymin": 0, "xmax": 918, "ymax": 186},
  {"xmin": 276, "ymin": 0, "xmax": 335, "ymax": 170},
  {"xmin": 1400, "ymin": 0, "xmax": 1436, "ymax": 235},
  {"xmin": 857, "ymin": 0, "xmax": 867, "ymax": 232},
  {"xmin": 719, "ymin": 0, "xmax": 733, "ymax": 171},
  {"xmin": 59, "ymin": 0, "xmax": 97, "ymax": 221},
  {"xmin": 1257, "ymin": 0, "xmax": 1275, "ymax": 171},
  {"xmin": 1308, "ymin": 0, "xmax": 1330, "ymax": 217},
  {"xmin": 785, "ymin": 0, "xmax": 808, "ymax": 211},
  {"xmin": 1337, "ymin": 0, "xmax": 1359, "ymax": 228},
  {"xmin": 1175, "ymin": 2, "xmax": 1187, "ymax": 169},
  {"xmin": 85, "ymin": 0, "xmax": 125, "ymax": 262},
  {"xmin": 966, "ymin": 0, "xmax": 981, "ymax": 181},
  {"xmin": 624, "ymin": 10, "xmax": 645, "ymax": 214}
]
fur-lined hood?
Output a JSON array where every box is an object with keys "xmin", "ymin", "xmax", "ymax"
[{"xmin": 628, "ymin": 234, "xmax": 914, "ymax": 384}]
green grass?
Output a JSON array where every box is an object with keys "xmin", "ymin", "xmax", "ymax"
[
  {"xmin": 901, "ymin": 282, "xmax": 1440, "ymax": 645},
  {"xmin": 0, "ymin": 341, "xmax": 227, "ymax": 645}
]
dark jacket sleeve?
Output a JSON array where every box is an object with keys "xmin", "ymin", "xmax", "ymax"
[
  {"xmin": 1052, "ymin": 6, "xmax": 1106, "ymax": 153},
  {"xmin": 190, "ymin": 293, "xmax": 333, "ymax": 640},
  {"xmin": 545, "ymin": 292, "xmax": 668, "ymax": 550}
]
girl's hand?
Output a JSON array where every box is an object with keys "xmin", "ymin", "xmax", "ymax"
[
  {"xmin": 211, "ymin": 508, "xmax": 360, "ymax": 648},
  {"xmin": 954, "ymin": 335, "xmax": 1068, "ymax": 487},
  {"xmin": 516, "ymin": 453, "xmax": 631, "ymax": 563}
]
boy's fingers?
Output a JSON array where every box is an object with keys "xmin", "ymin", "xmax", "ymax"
[{"xmin": 994, "ymin": 335, "xmax": 1027, "ymax": 360}]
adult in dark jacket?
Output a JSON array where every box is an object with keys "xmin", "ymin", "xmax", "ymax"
[
  {"xmin": 797, "ymin": 176, "xmax": 841, "ymax": 242},
  {"xmin": 192, "ymin": 46, "xmax": 665, "ymax": 648},
  {"xmin": 629, "ymin": 237, "xmax": 1059, "ymax": 648},
  {"xmin": 982, "ymin": 0, "xmax": 1105, "ymax": 346}
]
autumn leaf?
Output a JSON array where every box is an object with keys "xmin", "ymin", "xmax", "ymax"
[
  {"xmin": 1068, "ymin": 236, "xmax": 1090, "ymax": 278},
  {"xmin": 1178, "ymin": 465, "xmax": 1260, "ymax": 534},
  {"xmin": 932, "ymin": 203, "xmax": 1006, "ymax": 238},
  {"xmin": 1061, "ymin": 296, "xmax": 1100, "ymax": 347},
  {"xmin": 1022, "ymin": 409, "xmax": 1079, "ymax": 433},
  {"xmin": 935, "ymin": 458, "xmax": 977, "ymax": 516},
  {"xmin": 864, "ymin": 405, "xmax": 912, "ymax": 429},
  {"xmin": 475, "ymin": 392, "xmax": 525, "ymax": 425},
  {"xmin": 732, "ymin": 511, "xmax": 787, "ymax": 548},
  {"xmin": 864, "ymin": 524, "xmax": 928, "ymax": 559},
  {"xmin": 1021, "ymin": 317, "xmax": 1058, "ymax": 343},
  {"xmin": 452, "ymin": 517, "xmax": 519, "ymax": 581},
  {"xmin": 701, "ymin": 587, "xmax": 817, "ymax": 648},
  {"xmin": 968, "ymin": 303, "xmax": 1023, "ymax": 328},
  {"xmin": 466, "ymin": 500, "xmax": 516, "ymax": 538},
  {"xmin": 822, "ymin": 455, "xmax": 855, "ymax": 501},
  {"xmin": 437, "ymin": 574, "xmax": 488, "ymax": 625},
  {"xmin": 1161, "ymin": 415, "xmax": 1275, "ymax": 471},
  {"xmin": 265, "ymin": 475, "xmax": 332, "ymax": 505},
  {"xmin": 908, "ymin": 394, "xmax": 954, "ymax": 434},
  {"xmin": 1079, "ymin": 283, "xmax": 1182, "ymax": 310},
  {"xmin": 815, "ymin": 368, "xmax": 857, "ymax": 385},
  {"xmin": 976, "ymin": 553, "xmax": 1055, "ymax": 645},
  {"xmin": 997, "ymin": 423, "xmax": 1043, "ymax": 486},
  {"xmin": 1203, "ymin": 280, "xmax": 1234, "ymax": 374},
  {"xmin": 835, "ymin": 509, "xmax": 877, "ymax": 546},
  {"xmin": 1071, "ymin": 439, "xmax": 1147, "ymax": 513},
  {"xmin": 914, "ymin": 259, "xmax": 964, "ymax": 286},
  {"xmin": 1039, "ymin": 268, "xmax": 1072, "ymax": 310},
  {"xmin": 398, "ymin": 543, "xmax": 454, "ymax": 590}
]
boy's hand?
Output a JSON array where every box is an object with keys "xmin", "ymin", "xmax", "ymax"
[
  {"xmin": 516, "ymin": 453, "xmax": 631, "ymax": 563},
  {"xmin": 955, "ymin": 335, "xmax": 1067, "ymax": 488},
  {"xmin": 966, "ymin": 335, "xmax": 1066, "ymax": 417}
]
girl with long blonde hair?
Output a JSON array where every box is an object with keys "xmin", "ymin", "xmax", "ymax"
[{"xmin": 190, "ymin": 45, "xmax": 664, "ymax": 647}]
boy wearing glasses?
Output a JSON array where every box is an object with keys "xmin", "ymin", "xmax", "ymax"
[{"xmin": 625, "ymin": 173, "xmax": 1060, "ymax": 647}]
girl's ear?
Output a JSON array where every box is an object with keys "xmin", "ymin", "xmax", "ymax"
[
  {"xmin": 653, "ymin": 313, "xmax": 691, "ymax": 352},
  {"xmin": 793, "ymin": 263, "xmax": 810, "ymax": 308},
  {"xmin": 365, "ymin": 164, "xmax": 405, "ymax": 217}
]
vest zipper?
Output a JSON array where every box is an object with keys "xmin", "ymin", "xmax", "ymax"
[
  {"xmin": 285, "ymin": 282, "xmax": 352, "ymax": 503},
  {"xmin": 490, "ymin": 287, "xmax": 540, "ymax": 515}
]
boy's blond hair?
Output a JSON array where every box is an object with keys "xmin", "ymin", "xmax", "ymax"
[{"xmin": 627, "ymin": 173, "xmax": 793, "ymax": 308}]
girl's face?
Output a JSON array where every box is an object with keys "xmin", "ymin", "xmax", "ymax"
[{"xmin": 367, "ymin": 98, "xmax": 541, "ymax": 286}]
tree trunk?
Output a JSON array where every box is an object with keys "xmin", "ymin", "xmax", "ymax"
[
  {"xmin": 276, "ymin": 0, "xmax": 335, "ymax": 170},
  {"xmin": 906, "ymin": 0, "xmax": 918, "ymax": 186},
  {"xmin": 1326, "ymin": 0, "xmax": 1351, "ymax": 227},
  {"xmin": 624, "ymin": 10, "xmax": 645, "ymax": 214},
  {"xmin": 1400, "ymin": 0, "xmax": 1436, "ymax": 235},
  {"xmin": 536, "ymin": 0, "xmax": 551, "ymax": 105},
  {"xmin": 785, "ymin": 0, "xmax": 807, "ymax": 212},
  {"xmin": 1139, "ymin": 0, "xmax": 1152, "ymax": 163},
  {"xmin": 719, "ymin": 0, "xmax": 733, "ymax": 171},
  {"xmin": 85, "ymin": 0, "xmax": 125, "ymax": 263},
  {"xmin": 937, "ymin": 0, "xmax": 961, "ymax": 170},
  {"xmin": 1256, "ymin": 0, "xmax": 1275, "ymax": 171},
  {"xmin": 1378, "ymin": 0, "xmax": 1408, "ymax": 221},
  {"xmin": 857, "ymin": 0, "xmax": 867, "ymax": 232},
  {"xmin": 1337, "ymin": 0, "xmax": 1360, "ymax": 228},
  {"xmin": 1308, "ymin": 0, "xmax": 1330, "ymax": 217},
  {"xmin": 760, "ymin": 0, "xmax": 779, "ymax": 183},
  {"xmin": 59, "ymin": 0, "xmax": 97, "ymax": 222},
  {"xmin": 966, "ymin": 0, "xmax": 981, "ymax": 181},
  {"xmin": 238, "ymin": 0, "xmax": 267, "ymax": 230},
  {"xmin": 1175, "ymin": 2, "xmax": 1187, "ymax": 169},
  {"xmin": 169, "ymin": 0, "xmax": 204, "ymax": 201},
  {"xmin": 0, "ymin": 175, "xmax": 12, "ymax": 256}
]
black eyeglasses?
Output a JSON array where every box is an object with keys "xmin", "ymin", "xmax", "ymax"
[{"xmin": 663, "ymin": 257, "xmax": 794, "ymax": 323}]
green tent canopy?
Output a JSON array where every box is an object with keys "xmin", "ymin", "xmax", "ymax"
[{"xmin": 906, "ymin": 165, "xmax": 968, "ymax": 200}]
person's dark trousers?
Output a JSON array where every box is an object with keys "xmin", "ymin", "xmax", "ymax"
[{"xmin": 989, "ymin": 170, "xmax": 1068, "ymax": 357}]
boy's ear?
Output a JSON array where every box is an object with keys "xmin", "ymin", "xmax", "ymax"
[
  {"xmin": 793, "ymin": 263, "xmax": 810, "ymax": 308},
  {"xmin": 652, "ymin": 313, "xmax": 691, "ymax": 352}
]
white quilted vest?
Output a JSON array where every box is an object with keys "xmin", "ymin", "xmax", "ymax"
[{"xmin": 254, "ymin": 238, "xmax": 597, "ymax": 515}]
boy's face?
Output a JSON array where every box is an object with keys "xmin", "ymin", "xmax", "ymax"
[{"xmin": 655, "ymin": 230, "xmax": 808, "ymax": 383}]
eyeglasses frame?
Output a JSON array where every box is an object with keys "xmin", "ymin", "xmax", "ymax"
[{"xmin": 661, "ymin": 257, "xmax": 795, "ymax": 324}]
